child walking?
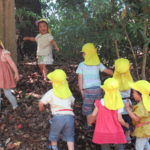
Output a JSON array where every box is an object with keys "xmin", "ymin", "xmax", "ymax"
[
  {"xmin": 39, "ymin": 69, "xmax": 75, "ymax": 150},
  {"xmin": 0, "ymin": 40, "xmax": 19, "ymax": 110},
  {"xmin": 89, "ymin": 78, "xmax": 129, "ymax": 150},
  {"xmin": 76, "ymin": 43, "xmax": 113, "ymax": 129},
  {"xmin": 113, "ymin": 58, "xmax": 133, "ymax": 147},
  {"xmin": 126, "ymin": 80, "xmax": 150, "ymax": 150},
  {"xmin": 23, "ymin": 19, "xmax": 59, "ymax": 80}
]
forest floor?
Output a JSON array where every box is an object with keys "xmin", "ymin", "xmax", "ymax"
[{"xmin": 0, "ymin": 61, "xmax": 144, "ymax": 150}]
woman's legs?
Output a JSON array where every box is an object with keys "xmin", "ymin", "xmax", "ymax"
[
  {"xmin": 101, "ymin": 144, "xmax": 111, "ymax": 150},
  {"xmin": 3, "ymin": 89, "xmax": 18, "ymax": 109}
]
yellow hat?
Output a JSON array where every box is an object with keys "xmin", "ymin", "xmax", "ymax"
[
  {"xmin": 81, "ymin": 43, "xmax": 100, "ymax": 66},
  {"xmin": 113, "ymin": 58, "xmax": 133, "ymax": 91},
  {"xmin": 130, "ymin": 80, "xmax": 150, "ymax": 111},
  {"xmin": 0, "ymin": 40, "xmax": 4, "ymax": 49},
  {"xmin": 101, "ymin": 78, "xmax": 124, "ymax": 110},
  {"xmin": 47, "ymin": 69, "xmax": 72, "ymax": 99}
]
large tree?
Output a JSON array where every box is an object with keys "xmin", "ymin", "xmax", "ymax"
[{"xmin": 0, "ymin": 0, "xmax": 17, "ymax": 61}]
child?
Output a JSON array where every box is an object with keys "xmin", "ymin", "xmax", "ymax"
[
  {"xmin": 0, "ymin": 40, "xmax": 19, "ymax": 110},
  {"xmin": 125, "ymin": 80, "xmax": 150, "ymax": 150},
  {"xmin": 23, "ymin": 19, "xmax": 59, "ymax": 80},
  {"xmin": 39, "ymin": 69, "xmax": 75, "ymax": 150},
  {"xmin": 113, "ymin": 58, "xmax": 133, "ymax": 145},
  {"xmin": 76, "ymin": 43, "xmax": 113, "ymax": 129},
  {"xmin": 89, "ymin": 78, "xmax": 129, "ymax": 150}
]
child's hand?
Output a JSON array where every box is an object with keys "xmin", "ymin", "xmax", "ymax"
[
  {"xmin": 125, "ymin": 100, "xmax": 131, "ymax": 111},
  {"xmin": 23, "ymin": 37, "xmax": 28, "ymax": 41},
  {"xmin": 14, "ymin": 72, "xmax": 20, "ymax": 81},
  {"xmin": 55, "ymin": 47, "xmax": 60, "ymax": 52}
]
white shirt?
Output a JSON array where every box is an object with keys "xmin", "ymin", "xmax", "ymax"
[
  {"xmin": 40, "ymin": 89, "xmax": 75, "ymax": 115},
  {"xmin": 35, "ymin": 33, "xmax": 53, "ymax": 56}
]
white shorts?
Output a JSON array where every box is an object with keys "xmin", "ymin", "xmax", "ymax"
[{"xmin": 37, "ymin": 55, "xmax": 53, "ymax": 64}]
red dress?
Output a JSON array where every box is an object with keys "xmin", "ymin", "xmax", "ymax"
[
  {"xmin": 92, "ymin": 100, "xmax": 126, "ymax": 144},
  {"xmin": 0, "ymin": 50, "xmax": 16, "ymax": 89}
]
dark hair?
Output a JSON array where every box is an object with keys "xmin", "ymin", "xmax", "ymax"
[
  {"xmin": 38, "ymin": 21, "xmax": 49, "ymax": 32},
  {"xmin": 130, "ymin": 89, "xmax": 142, "ymax": 100}
]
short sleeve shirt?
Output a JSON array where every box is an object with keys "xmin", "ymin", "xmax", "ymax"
[
  {"xmin": 76, "ymin": 62, "xmax": 106, "ymax": 89},
  {"xmin": 40, "ymin": 89, "xmax": 75, "ymax": 115},
  {"xmin": 35, "ymin": 33, "xmax": 54, "ymax": 56}
]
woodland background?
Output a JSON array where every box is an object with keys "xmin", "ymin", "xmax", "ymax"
[{"xmin": 0, "ymin": 0, "xmax": 150, "ymax": 150}]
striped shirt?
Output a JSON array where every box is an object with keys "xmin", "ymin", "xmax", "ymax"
[{"xmin": 76, "ymin": 62, "xmax": 106, "ymax": 89}]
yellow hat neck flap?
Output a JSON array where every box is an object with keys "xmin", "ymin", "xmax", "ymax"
[
  {"xmin": 113, "ymin": 58, "xmax": 133, "ymax": 91},
  {"xmin": 130, "ymin": 80, "xmax": 150, "ymax": 111},
  {"xmin": 47, "ymin": 69, "xmax": 72, "ymax": 99},
  {"xmin": 82, "ymin": 43, "xmax": 100, "ymax": 66},
  {"xmin": 101, "ymin": 78, "xmax": 124, "ymax": 110},
  {"xmin": 0, "ymin": 40, "xmax": 4, "ymax": 49}
]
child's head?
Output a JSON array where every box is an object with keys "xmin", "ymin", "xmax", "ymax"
[
  {"xmin": 0, "ymin": 40, "xmax": 4, "ymax": 49},
  {"xmin": 113, "ymin": 58, "xmax": 133, "ymax": 91},
  {"xmin": 130, "ymin": 80, "xmax": 150, "ymax": 111},
  {"xmin": 101, "ymin": 78, "xmax": 124, "ymax": 110},
  {"xmin": 37, "ymin": 20, "xmax": 49, "ymax": 34},
  {"xmin": 47, "ymin": 69, "xmax": 72, "ymax": 99},
  {"xmin": 81, "ymin": 43, "xmax": 100, "ymax": 65}
]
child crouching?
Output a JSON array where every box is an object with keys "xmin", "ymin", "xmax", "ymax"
[{"xmin": 39, "ymin": 69, "xmax": 75, "ymax": 150}]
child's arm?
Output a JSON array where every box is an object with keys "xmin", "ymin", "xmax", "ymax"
[
  {"xmin": 23, "ymin": 37, "xmax": 36, "ymax": 42},
  {"xmin": 50, "ymin": 40, "xmax": 59, "ymax": 51},
  {"xmin": 78, "ymin": 74, "xmax": 84, "ymax": 97},
  {"xmin": 88, "ymin": 107, "xmax": 98, "ymax": 124},
  {"xmin": 5, "ymin": 54, "xmax": 19, "ymax": 81},
  {"xmin": 38, "ymin": 102, "xmax": 45, "ymax": 112},
  {"xmin": 102, "ymin": 68, "xmax": 113, "ymax": 76},
  {"xmin": 118, "ymin": 113, "xmax": 129, "ymax": 128},
  {"xmin": 125, "ymin": 101, "xmax": 140, "ymax": 122}
]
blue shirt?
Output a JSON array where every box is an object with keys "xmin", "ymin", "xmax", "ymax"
[{"xmin": 76, "ymin": 62, "xmax": 106, "ymax": 89}]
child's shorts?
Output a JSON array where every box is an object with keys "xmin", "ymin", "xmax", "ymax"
[
  {"xmin": 82, "ymin": 86, "xmax": 102, "ymax": 115},
  {"xmin": 37, "ymin": 55, "xmax": 53, "ymax": 64},
  {"xmin": 48, "ymin": 115, "xmax": 74, "ymax": 142}
]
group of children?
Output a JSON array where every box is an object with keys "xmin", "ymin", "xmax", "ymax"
[{"xmin": 0, "ymin": 19, "xmax": 150, "ymax": 150}]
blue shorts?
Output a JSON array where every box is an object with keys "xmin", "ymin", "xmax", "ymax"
[
  {"xmin": 48, "ymin": 115, "xmax": 74, "ymax": 142},
  {"xmin": 82, "ymin": 86, "xmax": 102, "ymax": 115}
]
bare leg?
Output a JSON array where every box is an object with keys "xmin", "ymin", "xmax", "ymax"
[
  {"xmin": 38, "ymin": 64, "xmax": 47, "ymax": 80},
  {"xmin": 50, "ymin": 141, "xmax": 58, "ymax": 150},
  {"xmin": 67, "ymin": 142, "xmax": 74, "ymax": 150}
]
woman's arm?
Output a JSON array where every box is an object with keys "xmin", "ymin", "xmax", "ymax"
[
  {"xmin": 23, "ymin": 37, "xmax": 36, "ymax": 42},
  {"xmin": 5, "ymin": 54, "xmax": 19, "ymax": 81}
]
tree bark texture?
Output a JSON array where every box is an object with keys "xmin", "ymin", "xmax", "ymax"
[{"xmin": 0, "ymin": 0, "xmax": 17, "ymax": 62}]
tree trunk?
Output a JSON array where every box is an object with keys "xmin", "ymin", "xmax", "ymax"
[
  {"xmin": 141, "ymin": 19, "xmax": 149, "ymax": 80},
  {"xmin": 114, "ymin": 40, "xmax": 120, "ymax": 58},
  {"xmin": 0, "ymin": 0, "xmax": 17, "ymax": 62}
]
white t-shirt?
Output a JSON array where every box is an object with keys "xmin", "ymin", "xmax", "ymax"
[
  {"xmin": 35, "ymin": 33, "xmax": 54, "ymax": 56},
  {"xmin": 40, "ymin": 89, "xmax": 75, "ymax": 115}
]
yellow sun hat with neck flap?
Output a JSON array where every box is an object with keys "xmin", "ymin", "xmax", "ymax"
[
  {"xmin": 130, "ymin": 80, "xmax": 150, "ymax": 111},
  {"xmin": 47, "ymin": 69, "xmax": 72, "ymax": 99},
  {"xmin": 113, "ymin": 58, "xmax": 133, "ymax": 91},
  {"xmin": 101, "ymin": 78, "xmax": 124, "ymax": 110},
  {"xmin": 0, "ymin": 40, "xmax": 4, "ymax": 49},
  {"xmin": 81, "ymin": 43, "xmax": 100, "ymax": 66}
]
